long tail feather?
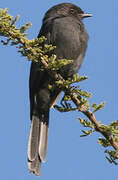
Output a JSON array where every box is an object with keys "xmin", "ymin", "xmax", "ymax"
[
  {"xmin": 28, "ymin": 115, "xmax": 40, "ymax": 161},
  {"xmin": 27, "ymin": 113, "xmax": 49, "ymax": 176},
  {"xmin": 39, "ymin": 122, "xmax": 49, "ymax": 162},
  {"xmin": 28, "ymin": 155, "xmax": 41, "ymax": 176}
]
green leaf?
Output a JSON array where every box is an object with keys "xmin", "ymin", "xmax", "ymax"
[
  {"xmin": 72, "ymin": 74, "xmax": 88, "ymax": 82},
  {"xmin": 20, "ymin": 22, "xmax": 32, "ymax": 33},
  {"xmin": 44, "ymin": 44, "xmax": 56, "ymax": 53},
  {"xmin": 80, "ymin": 98, "xmax": 90, "ymax": 110},
  {"xmin": 63, "ymin": 94, "xmax": 71, "ymax": 101},
  {"xmin": 79, "ymin": 118, "xmax": 95, "ymax": 128},
  {"xmin": 92, "ymin": 102, "xmax": 106, "ymax": 113},
  {"xmin": 110, "ymin": 120, "xmax": 118, "ymax": 128},
  {"xmin": 98, "ymin": 137, "xmax": 111, "ymax": 147},
  {"xmin": 55, "ymin": 80, "xmax": 64, "ymax": 86},
  {"xmin": 80, "ymin": 129, "xmax": 94, "ymax": 137},
  {"xmin": 54, "ymin": 105, "xmax": 77, "ymax": 112},
  {"xmin": 112, "ymin": 136, "xmax": 118, "ymax": 143},
  {"xmin": 105, "ymin": 150, "xmax": 118, "ymax": 165},
  {"xmin": 76, "ymin": 89, "xmax": 92, "ymax": 98},
  {"xmin": 48, "ymin": 58, "xmax": 73, "ymax": 70}
]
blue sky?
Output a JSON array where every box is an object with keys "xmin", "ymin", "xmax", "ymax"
[{"xmin": 0, "ymin": 0, "xmax": 118, "ymax": 180}]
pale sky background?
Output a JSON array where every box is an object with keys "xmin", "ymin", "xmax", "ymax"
[{"xmin": 0, "ymin": 0, "xmax": 118, "ymax": 180}]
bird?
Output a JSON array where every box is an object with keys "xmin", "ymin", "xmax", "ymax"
[{"xmin": 27, "ymin": 3, "xmax": 92, "ymax": 176}]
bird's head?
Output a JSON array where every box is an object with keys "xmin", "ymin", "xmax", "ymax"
[{"xmin": 43, "ymin": 3, "xmax": 92, "ymax": 22}]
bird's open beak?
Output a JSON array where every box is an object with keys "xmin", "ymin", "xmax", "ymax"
[{"xmin": 82, "ymin": 13, "xmax": 93, "ymax": 18}]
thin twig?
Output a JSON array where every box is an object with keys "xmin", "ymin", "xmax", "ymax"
[{"xmin": 70, "ymin": 93, "xmax": 118, "ymax": 150}]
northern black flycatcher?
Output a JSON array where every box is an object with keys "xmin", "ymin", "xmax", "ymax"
[{"xmin": 28, "ymin": 3, "xmax": 92, "ymax": 176}]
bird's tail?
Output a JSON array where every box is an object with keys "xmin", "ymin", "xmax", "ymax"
[{"xmin": 27, "ymin": 114, "xmax": 49, "ymax": 176}]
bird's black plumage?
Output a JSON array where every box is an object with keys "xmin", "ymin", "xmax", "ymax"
[{"xmin": 28, "ymin": 3, "xmax": 91, "ymax": 176}]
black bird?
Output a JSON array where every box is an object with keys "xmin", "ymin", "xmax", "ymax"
[{"xmin": 28, "ymin": 3, "xmax": 92, "ymax": 176}]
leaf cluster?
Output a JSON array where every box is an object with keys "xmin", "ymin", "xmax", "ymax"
[{"xmin": 54, "ymin": 73, "xmax": 92, "ymax": 112}]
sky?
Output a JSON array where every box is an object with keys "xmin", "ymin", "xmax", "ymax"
[{"xmin": 0, "ymin": 0, "xmax": 118, "ymax": 180}]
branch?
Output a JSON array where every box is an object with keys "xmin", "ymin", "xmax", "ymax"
[{"xmin": 39, "ymin": 60, "xmax": 118, "ymax": 151}]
